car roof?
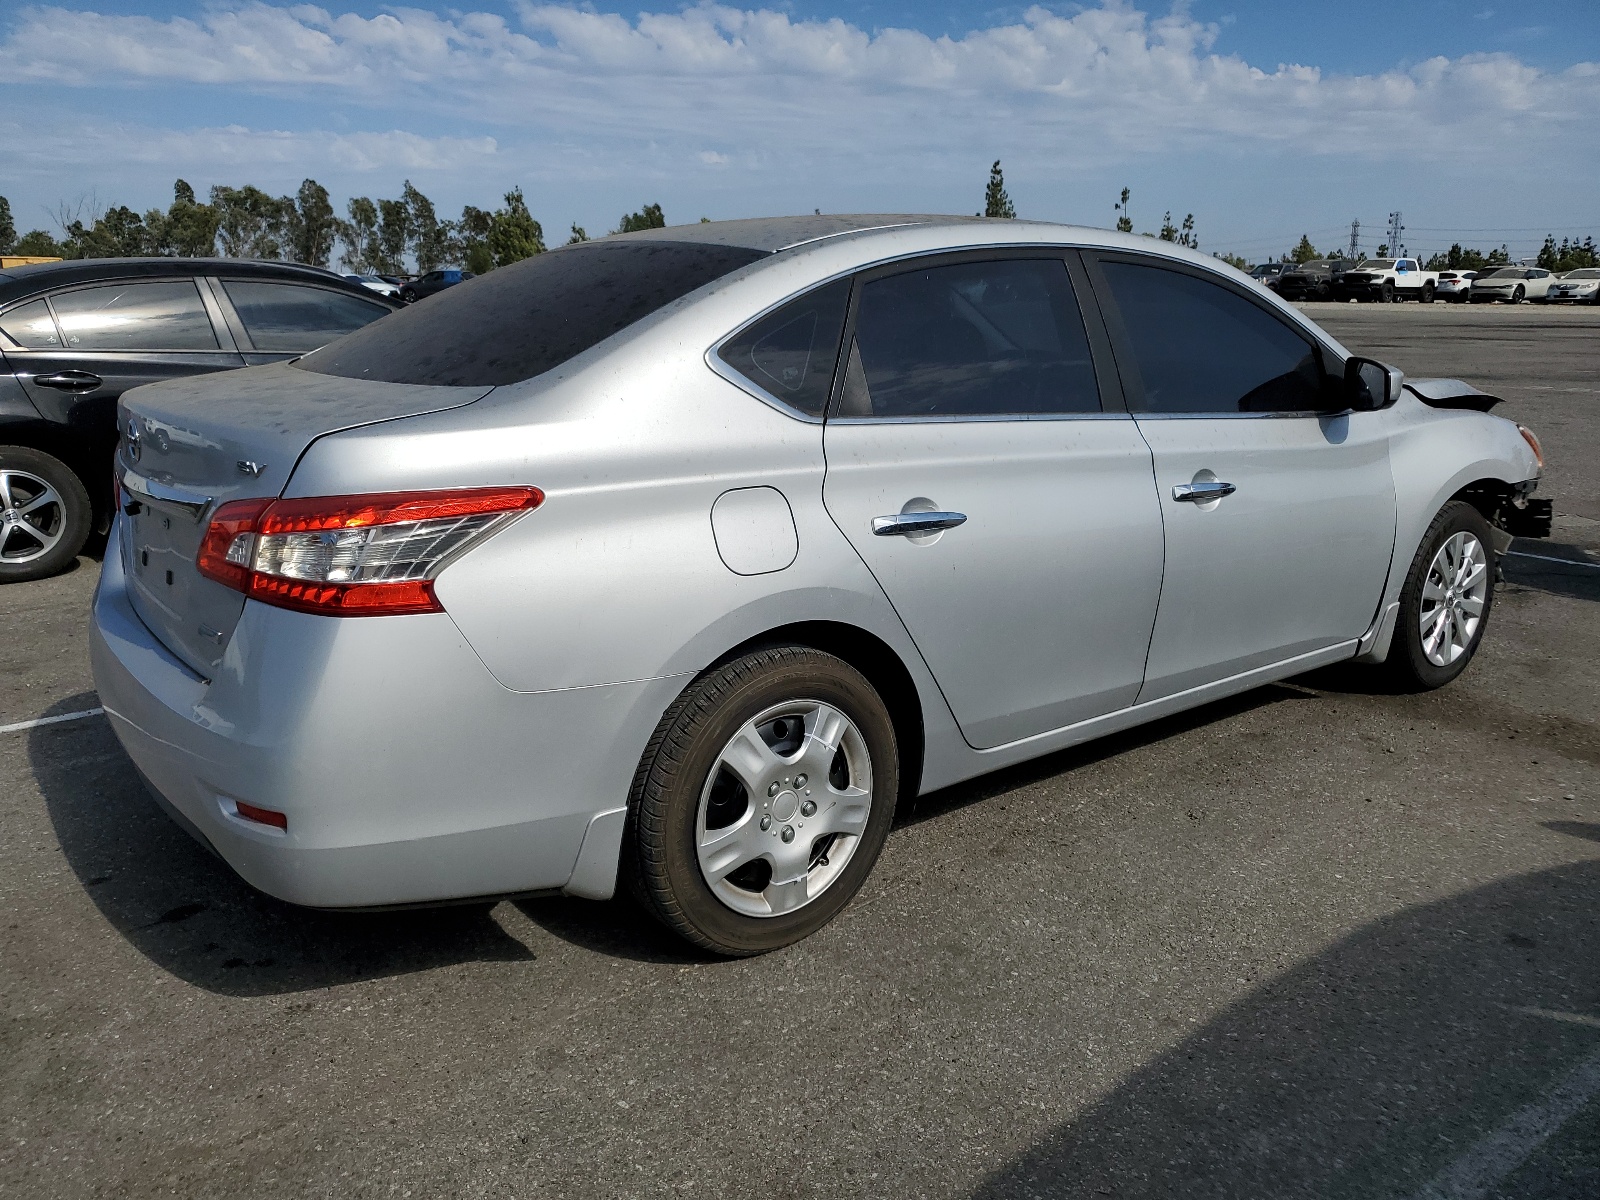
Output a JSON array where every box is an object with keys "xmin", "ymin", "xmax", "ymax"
[
  {"xmin": 0, "ymin": 257, "xmax": 378, "ymax": 308},
  {"xmin": 612, "ymin": 213, "xmax": 992, "ymax": 253}
]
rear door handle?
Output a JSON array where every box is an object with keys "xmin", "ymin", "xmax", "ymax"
[
  {"xmin": 872, "ymin": 511, "xmax": 967, "ymax": 537},
  {"xmin": 1172, "ymin": 481, "xmax": 1236, "ymax": 503},
  {"xmin": 34, "ymin": 371, "xmax": 103, "ymax": 392}
]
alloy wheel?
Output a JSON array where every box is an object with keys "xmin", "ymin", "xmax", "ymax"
[
  {"xmin": 0, "ymin": 468, "xmax": 66, "ymax": 565},
  {"xmin": 695, "ymin": 699, "xmax": 873, "ymax": 918},
  {"xmin": 1419, "ymin": 531, "xmax": 1489, "ymax": 667}
]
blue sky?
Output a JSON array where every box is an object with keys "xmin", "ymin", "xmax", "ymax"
[{"xmin": 2, "ymin": 1, "xmax": 1597, "ymax": 263}]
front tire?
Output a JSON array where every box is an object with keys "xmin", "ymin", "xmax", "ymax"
[
  {"xmin": 1387, "ymin": 501, "xmax": 1496, "ymax": 691},
  {"xmin": 1512, "ymin": 284, "xmax": 1526, "ymax": 304},
  {"xmin": 1380, "ymin": 282, "xmax": 1395, "ymax": 303},
  {"xmin": 0, "ymin": 446, "xmax": 92, "ymax": 583},
  {"xmin": 625, "ymin": 646, "xmax": 899, "ymax": 956}
]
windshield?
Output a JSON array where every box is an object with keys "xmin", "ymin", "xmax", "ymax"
[
  {"xmin": 1356, "ymin": 260, "xmax": 1395, "ymax": 270},
  {"xmin": 1562, "ymin": 268, "xmax": 1600, "ymax": 279},
  {"xmin": 1482, "ymin": 268, "xmax": 1521, "ymax": 279},
  {"xmin": 298, "ymin": 240, "xmax": 768, "ymax": 387}
]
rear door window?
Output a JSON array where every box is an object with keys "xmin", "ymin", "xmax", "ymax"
[
  {"xmin": 221, "ymin": 281, "xmax": 391, "ymax": 353},
  {"xmin": 0, "ymin": 299, "xmax": 63, "ymax": 348},
  {"xmin": 50, "ymin": 281, "xmax": 219, "ymax": 351},
  {"xmin": 716, "ymin": 278, "xmax": 850, "ymax": 417},
  {"xmin": 838, "ymin": 258, "xmax": 1100, "ymax": 418},
  {"xmin": 1099, "ymin": 260, "xmax": 1333, "ymax": 414}
]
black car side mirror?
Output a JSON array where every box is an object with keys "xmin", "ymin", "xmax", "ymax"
[{"xmin": 1344, "ymin": 356, "xmax": 1395, "ymax": 411}]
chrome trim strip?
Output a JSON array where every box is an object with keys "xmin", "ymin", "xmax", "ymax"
[
  {"xmin": 830, "ymin": 411, "xmax": 1127, "ymax": 424},
  {"xmin": 118, "ymin": 467, "xmax": 213, "ymax": 520}
]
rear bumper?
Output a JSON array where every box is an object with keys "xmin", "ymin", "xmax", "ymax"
[{"xmin": 90, "ymin": 520, "xmax": 673, "ymax": 908}]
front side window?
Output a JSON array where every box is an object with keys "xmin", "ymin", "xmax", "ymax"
[
  {"xmin": 716, "ymin": 278, "xmax": 850, "ymax": 417},
  {"xmin": 49, "ymin": 281, "xmax": 218, "ymax": 351},
  {"xmin": 0, "ymin": 299, "xmax": 63, "ymax": 348},
  {"xmin": 222, "ymin": 281, "xmax": 390, "ymax": 352},
  {"xmin": 839, "ymin": 258, "xmax": 1100, "ymax": 418},
  {"xmin": 1102, "ymin": 260, "xmax": 1333, "ymax": 414}
]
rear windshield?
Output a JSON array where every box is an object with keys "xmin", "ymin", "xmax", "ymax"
[{"xmin": 297, "ymin": 240, "xmax": 768, "ymax": 386}]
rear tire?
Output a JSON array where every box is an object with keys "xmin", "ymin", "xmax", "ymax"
[
  {"xmin": 1421, "ymin": 282, "xmax": 1435, "ymax": 303},
  {"xmin": 1386, "ymin": 501, "xmax": 1496, "ymax": 691},
  {"xmin": 0, "ymin": 446, "xmax": 92, "ymax": 584},
  {"xmin": 624, "ymin": 646, "xmax": 899, "ymax": 956}
]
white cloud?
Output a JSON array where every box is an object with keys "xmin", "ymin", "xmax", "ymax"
[
  {"xmin": 1, "ymin": 2, "xmax": 1597, "ymax": 254},
  {"xmin": 2, "ymin": 1, "xmax": 1594, "ymax": 160}
]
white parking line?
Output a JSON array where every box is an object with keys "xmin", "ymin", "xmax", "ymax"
[
  {"xmin": 1506, "ymin": 550, "xmax": 1600, "ymax": 571},
  {"xmin": 0, "ymin": 707, "xmax": 105, "ymax": 735},
  {"xmin": 1405, "ymin": 1042, "xmax": 1600, "ymax": 1200}
]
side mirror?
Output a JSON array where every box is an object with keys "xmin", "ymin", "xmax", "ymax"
[{"xmin": 1344, "ymin": 356, "xmax": 1396, "ymax": 411}]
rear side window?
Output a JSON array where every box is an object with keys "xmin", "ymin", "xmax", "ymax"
[
  {"xmin": 222, "ymin": 281, "xmax": 391, "ymax": 352},
  {"xmin": 716, "ymin": 278, "xmax": 850, "ymax": 417},
  {"xmin": 1101, "ymin": 261, "xmax": 1332, "ymax": 414},
  {"xmin": 299, "ymin": 241, "xmax": 769, "ymax": 386},
  {"xmin": 50, "ymin": 281, "xmax": 218, "ymax": 351},
  {"xmin": 839, "ymin": 258, "xmax": 1100, "ymax": 418},
  {"xmin": 0, "ymin": 299, "xmax": 62, "ymax": 348}
]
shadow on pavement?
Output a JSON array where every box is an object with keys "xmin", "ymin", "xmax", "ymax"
[
  {"xmin": 30, "ymin": 692, "xmax": 535, "ymax": 997},
  {"xmin": 904, "ymin": 683, "xmax": 1317, "ymax": 827},
  {"xmin": 971, "ymin": 850, "xmax": 1600, "ymax": 1200},
  {"xmin": 1503, "ymin": 542, "xmax": 1600, "ymax": 604}
]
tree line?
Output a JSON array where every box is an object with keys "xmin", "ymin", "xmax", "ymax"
[
  {"xmin": 0, "ymin": 183, "xmax": 671, "ymax": 275},
  {"xmin": 1250, "ymin": 232, "xmax": 1598, "ymax": 273}
]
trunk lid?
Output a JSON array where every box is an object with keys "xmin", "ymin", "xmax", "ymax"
[{"xmin": 116, "ymin": 360, "xmax": 493, "ymax": 677}]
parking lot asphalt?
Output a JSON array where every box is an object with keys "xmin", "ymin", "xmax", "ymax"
[{"xmin": 3, "ymin": 304, "xmax": 1598, "ymax": 1199}]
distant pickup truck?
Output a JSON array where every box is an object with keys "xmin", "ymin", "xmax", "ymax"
[{"xmin": 1335, "ymin": 258, "xmax": 1439, "ymax": 303}]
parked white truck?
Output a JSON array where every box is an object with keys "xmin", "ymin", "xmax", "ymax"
[{"xmin": 1334, "ymin": 258, "xmax": 1439, "ymax": 303}]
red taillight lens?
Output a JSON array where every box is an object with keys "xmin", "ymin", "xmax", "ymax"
[
  {"xmin": 197, "ymin": 487, "xmax": 542, "ymax": 617},
  {"xmin": 234, "ymin": 801, "xmax": 288, "ymax": 831}
]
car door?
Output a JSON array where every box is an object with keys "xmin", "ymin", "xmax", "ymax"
[
  {"xmin": 1527, "ymin": 269, "xmax": 1553, "ymax": 299},
  {"xmin": 1087, "ymin": 253, "xmax": 1398, "ymax": 702},
  {"xmin": 821, "ymin": 252, "xmax": 1166, "ymax": 749},
  {"xmin": 212, "ymin": 278, "xmax": 394, "ymax": 365},
  {"xmin": 8, "ymin": 279, "xmax": 244, "ymax": 435}
]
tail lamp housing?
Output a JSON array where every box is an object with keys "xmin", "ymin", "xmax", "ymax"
[{"xmin": 197, "ymin": 487, "xmax": 542, "ymax": 616}]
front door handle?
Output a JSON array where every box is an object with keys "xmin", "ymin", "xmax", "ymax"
[
  {"xmin": 872, "ymin": 511, "xmax": 967, "ymax": 537},
  {"xmin": 34, "ymin": 371, "xmax": 103, "ymax": 392},
  {"xmin": 1172, "ymin": 481, "xmax": 1237, "ymax": 503}
]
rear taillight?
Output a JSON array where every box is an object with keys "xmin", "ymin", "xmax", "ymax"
[{"xmin": 197, "ymin": 487, "xmax": 542, "ymax": 616}]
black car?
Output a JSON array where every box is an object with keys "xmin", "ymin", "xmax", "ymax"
[
  {"xmin": 1273, "ymin": 258, "xmax": 1356, "ymax": 301},
  {"xmin": 0, "ymin": 258, "xmax": 398, "ymax": 581},
  {"xmin": 399, "ymin": 268, "xmax": 474, "ymax": 303}
]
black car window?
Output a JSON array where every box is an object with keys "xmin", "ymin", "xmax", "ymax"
[
  {"xmin": 222, "ymin": 281, "xmax": 391, "ymax": 353},
  {"xmin": 49, "ymin": 281, "xmax": 218, "ymax": 351},
  {"xmin": 839, "ymin": 258, "xmax": 1100, "ymax": 418},
  {"xmin": 716, "ymin": 278, "xmax": 850, "ymax": 417},
  {"xmin": 1101, "ymin": 261, "xmax": 1332, "ymax": 413},
  {"xmin": 299, "ymin": 240, "xmax": 769, "ymax": 387},
  {"xmin": 0, "ymin": 299, "xmax": 64, "ymax": 349}
]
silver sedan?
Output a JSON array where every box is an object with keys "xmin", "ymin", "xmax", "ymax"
[{"xmin": 91, "ymin": 216, "xmax": 1548, "ymax": 954}]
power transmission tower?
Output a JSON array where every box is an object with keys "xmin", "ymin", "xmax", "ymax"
[
  {"xmin": 1348, "ymin": 219, "xmax": 1361, "ymax": 260},
  {"xmin": 1387, "ymin": 211, "xmax": 1404, "ymax": 258}
]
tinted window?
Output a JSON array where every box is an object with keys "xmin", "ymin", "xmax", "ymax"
[
  {"xmin": 0, "ymin": 299, "xmax": 63, "ymax": 348},
  {"xmin": 223, "ymin": 281, "xmax": 390, "ymax": 352},
  {"xmin": 50, "ymin": 281, "xmax": 218, "ymax": 351},
  {"xmin": 300, "ymin": 241, "xmax": 769, "ymax": 387},
  {"xmin": 840, "ymin": 258, "xmax": 1099, "ymax": 418},
  {"xmin": 717, "ymin": 279, "xmax": 849, "ymax": 417},
  {"xmin": 1102, "ymin": 261, "xmax": 1331, "ymax": 414}
]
